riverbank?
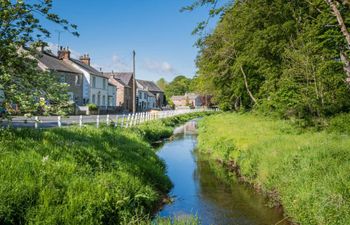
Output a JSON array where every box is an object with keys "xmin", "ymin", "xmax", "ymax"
[
  {"xmin": 0, "ymin": 111, "xmax": 215, "ymax": 225},
  {"xmin": 197, "ymin": 113, "xmax": 350, "ymax": 225}
]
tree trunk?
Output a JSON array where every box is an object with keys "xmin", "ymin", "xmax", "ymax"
[
  {"xmin": 240, "ymin": 66, "xmax": 258, "ymax": 104},
  {"xmin": 326, "ymin": 0, "xmax": 350, "ymax": 47},
  {"xmin": 326, "ymin": 0, "xmax": 350, "ymax": 79}
]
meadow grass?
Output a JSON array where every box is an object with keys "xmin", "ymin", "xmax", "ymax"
[
  {"xmin": 197, "ymin": 113, "xmax": 350, "ymax": 225},
  {"xmin": 0, "ymin": 112, "xmax": 213, "ymax": 225}
]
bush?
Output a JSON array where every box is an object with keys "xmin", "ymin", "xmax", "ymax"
[
  {"xmin": 327, "ymin": 113, "xmax": 350, "ymax": 135},
  {"xmin": 87, "ymin": 103, "xmax": 98, "ymax": 111}
]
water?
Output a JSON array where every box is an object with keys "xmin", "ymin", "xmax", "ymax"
[{"xmin": 157, "ymin": 120, "xmax": 287, "ymax": 225}]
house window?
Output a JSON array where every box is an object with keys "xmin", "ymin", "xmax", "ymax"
[
  {"xmin": 92, "ymin": 94, "xmax": 96, "ymax": 104},
  {"xmin": 144, "ymin": 93, "xmax": 147, "ymax": 99},
  {"xmin": 97, "ymin": 95, "xmax": 101, "ymax": 106},
  {"xmin": 139, "ymin": 92, "xmax": 142, "ymax": 99},
  {"xmin": 75, "ymin": 75, "xmax": 81, "ymax": 86},
  {"xmin": 102, "ymin": 95, "xmax": 106, "ymax": 106},
  {"xmin": 108, "ymin": 96, "xmax": 113, "ymax": 107},
  {"xmin": 59, "ymin": 75, "xmax": 65, "ymax": 83},
  {"xmin": 92, "ymin": 76, "xmax": 96, "ymax": 88},
  {"xmin": 103, "ymin": 79, "xmax": 106, "ymax": 90}
]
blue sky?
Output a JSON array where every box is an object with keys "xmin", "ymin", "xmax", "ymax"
[{"xmin": 43, "ymin": 0, "xmax": 219, "ymax": 82}]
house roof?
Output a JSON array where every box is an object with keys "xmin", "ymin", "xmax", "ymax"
[
  {"xmin": 106, "ymin": 74, "xmax": 130, "ymax": 88},
  {"xmin": 171, "ymin": 96, "xmax": 186, "ymax": 101},
  {"xmin": 108, "ymin": 77, "xmax": 119, "ymax": 87},
  {"xmin": 147, "ymin": 91, "xmax": 155, "ymax": 98},
  {"xmin": 137, "ymin": 79, "xmax": 163, "ymax": 92},
  {"xmin": 36, "ymin": 51, "xmax": 82, "ymax": 75},
  {"xmin": 171, "ymin": 93, "xmax": 200, "ymax": 101},
  {"xmin": 70, "ymin": 58, "xmax": 108, "ymax": 78},
  {"xmin": 104, "ymin": 72, "xmax": 134, "ymax": 85}
]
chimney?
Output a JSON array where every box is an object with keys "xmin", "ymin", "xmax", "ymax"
[
  {"xmin": 57, "ymin": 46, "xmax": 71, "ymax": 60},
  {"xmin": 80, "ymin": 54, "xmax": 91, "ymax": 66}
]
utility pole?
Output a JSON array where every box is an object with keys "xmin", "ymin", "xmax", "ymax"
[{"xmin": 132, "ymin": 50, "xmax": 136, "ymax": 113}]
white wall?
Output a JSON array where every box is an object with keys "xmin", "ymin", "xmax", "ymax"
[
  {"xmin": 69, "ymin": 61, "xmax": 90, "ymax": 103},
  {"xmin": 90, "ymin": 75, "xmax": 108, "ymax": 107},
  {"xmin": 108, "ymin": 85, "xmax": 116, "ymax": 107}
]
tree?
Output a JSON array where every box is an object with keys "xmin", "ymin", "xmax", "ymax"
[
  {"xmin": 0, "ymin": 0, "xmax": 78, "ymax": 116},
  {"xmin": 156, "ymin": 78, "xmax": 168, "ymax": 91},
  {"xmin": 165, "ymin": 75, "xmax": 192, "ymax": 98},
  {"xmin": 191, "ymin": 0, "xmax": 350, "ymax": 117}
]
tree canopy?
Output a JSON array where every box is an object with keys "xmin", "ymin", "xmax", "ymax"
[
  {"xmin": 192, "ymin": 0, "xmax": 350, "ymax": 118},
  {"xmin": 0, "ymin": 0, "xmax": 78, "ymax": 116}
]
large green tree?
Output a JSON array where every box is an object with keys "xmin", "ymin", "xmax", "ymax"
[
  {"xmin": 164, "ymin": 75, "xmax": 192, "ymax": 98},
  {"xmin": 191, "ymin": 0, "xmax": 350, "ymax": 117},
  {"xmin": 0, "ymin": 0, "xmax": 78, "ymax": 116}
]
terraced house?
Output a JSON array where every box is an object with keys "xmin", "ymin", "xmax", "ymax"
[
  {"xmin": 106, "ymin": 72, "xmax": 134, "ymax": 112},
  {"xmin": 56, "ymin": 48, "xmax": 111, "ymax": 109},
  {"xmin": 136, "ymin": 79, "xmax": 165, "ymax": 109},
  {"xmin": 36, "ymin": 49, "xmax": 84, "ymax": 105}
]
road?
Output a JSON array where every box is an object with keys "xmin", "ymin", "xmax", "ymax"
[{"xmin": 0, "ymin": 114, "xmax": 124, "ymax": 128}]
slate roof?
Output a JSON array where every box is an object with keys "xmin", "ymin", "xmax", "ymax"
[
  {"xmin": 106, "ymin": 74, "xmax": 130, "ymax": 88},
  {"xmin": 104, "ymin": 72, "xmax": 133, "ymax": 85},
  {"xmin": 70, "ymin": 58, "xmax": 108, "ymax": 78},
  {"xmin": 108, "ymin": 77, "xmax": 119, "ymax": 87},
  {"xmin": 137, "ymin": 79, "xmax": 163, "ymax": 93},
  {"xmin": 36, "ymin": 51, "xmax": 82, "ymax": 74}
]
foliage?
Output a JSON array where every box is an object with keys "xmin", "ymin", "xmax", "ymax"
[
  {"xmin": 192, "ymin": 0, "xmax": 350, "ymax": 118},
  {"xmin": 161, "ymin": 76, "xmax": 193, "ymax": 99},
  {"xmin": 327, "ymin": 113, "xmax": 350, "ymax": 134},
  {"xmin": 87, "ymin": 103, "xmax": 98, "ymax": 111},
  {"xmin": 0, "ymin": 0, "xmax": 78, "ymax": 116},
  {"xmin": 156, "ymin": 78, "xmax": 168, "ymax": 92},
  {"xmin": 198, "ymin": 113, "xmax": 350, "ymax": 225}
]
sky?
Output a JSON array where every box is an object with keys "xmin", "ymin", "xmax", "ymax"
[{"xmin": 43, "ymin": 0, "xmax": 219, "ymax": 82}]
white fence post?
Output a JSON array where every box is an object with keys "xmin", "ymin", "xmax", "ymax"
[
  {"xmin": 126, "ymin": 114, "xmax": 130, "ymax": 128},
  {"xmin": 115, "ymin": 115, "xmax": 119, "ymax": 128},
  {"xmin": 106, "ymin": 114, "xmax": 110, "ymax": 126},
  {"xmin": 34, "ymin": 116, "xmax": 39, "ymax": 129},
  {"xmin": 79, "ymin": 115, "xmax": 83, "ymax": 127},
  {"xmin": 96, "ymin": 115, "xmax": 100, "ymax": 128},
  {"xmin": 121, "ymin": 115, "xmax": 125, "ymax": 128},
  {"xmin": 57, "ymin": 116, "xmax": 61, "ymax": 128}
]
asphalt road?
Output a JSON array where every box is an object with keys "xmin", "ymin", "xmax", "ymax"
[{"xmin": 0, "ymin": 114, "xmax": 126, "ymax": 128}]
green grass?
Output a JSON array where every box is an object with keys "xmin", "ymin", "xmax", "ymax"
[
  {"xmin": 0, "ymin": 112, "xmax": 213, "ymax": 225},
  {"xmin": 197, "ymin": 113, "xmax": 350, "ymax": 225}
]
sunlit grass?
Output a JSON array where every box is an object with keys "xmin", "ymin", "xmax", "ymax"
[
  {"xmin": 198, "ymin": 113, "xmax": 350, "ymax": 225},
  {"xmin": 0, "ymin": 112, "xmax": 214, "ymax": 224}
]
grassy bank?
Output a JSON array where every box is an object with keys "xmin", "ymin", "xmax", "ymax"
[
  {"xmin": 197, "ymin": 113, "xmax": 350, "ymax": 225},
  {"xmin": 0, "ymin": 111, "xmax": 214, "ymax": 225}
]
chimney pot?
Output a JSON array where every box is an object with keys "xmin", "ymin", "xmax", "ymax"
[
  {"xmin": 80, "ymin": 53, "xmax": 91, "ymax": 66},
  {"xmin": 57, "ymin": 47, "xmax": 71, "ymax": 60}
]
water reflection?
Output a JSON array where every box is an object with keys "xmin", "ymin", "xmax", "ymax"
[{"xmin": 157, "ymin": 120, "xmax": 287, "ymax": 225}]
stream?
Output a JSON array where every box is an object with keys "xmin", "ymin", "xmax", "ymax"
[{"xmin": 156, "ymin": 120, "xmax": 288, "ymax": 225}]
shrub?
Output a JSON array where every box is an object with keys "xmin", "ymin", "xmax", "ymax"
[{"xmin": 327, "ymin": 113, "xmax": 350, "ymax": 135}]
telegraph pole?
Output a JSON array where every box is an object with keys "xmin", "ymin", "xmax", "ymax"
[{"xmin": 132, "ymin": 50, "xmax": 136, "ymax": 113}]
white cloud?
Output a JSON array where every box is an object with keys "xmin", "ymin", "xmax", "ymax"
[{"xmin": 143, "ymin": 59, "xmax": 175, "ymax": 75}]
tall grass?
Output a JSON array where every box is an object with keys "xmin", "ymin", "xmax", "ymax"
[
  {"xmin": 197, "ymin": 113, "xmax": 350, "ymax": 225},
  {"xmin": 0, "ymin": 112, "xmax": 213, "ymax": 225}
]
